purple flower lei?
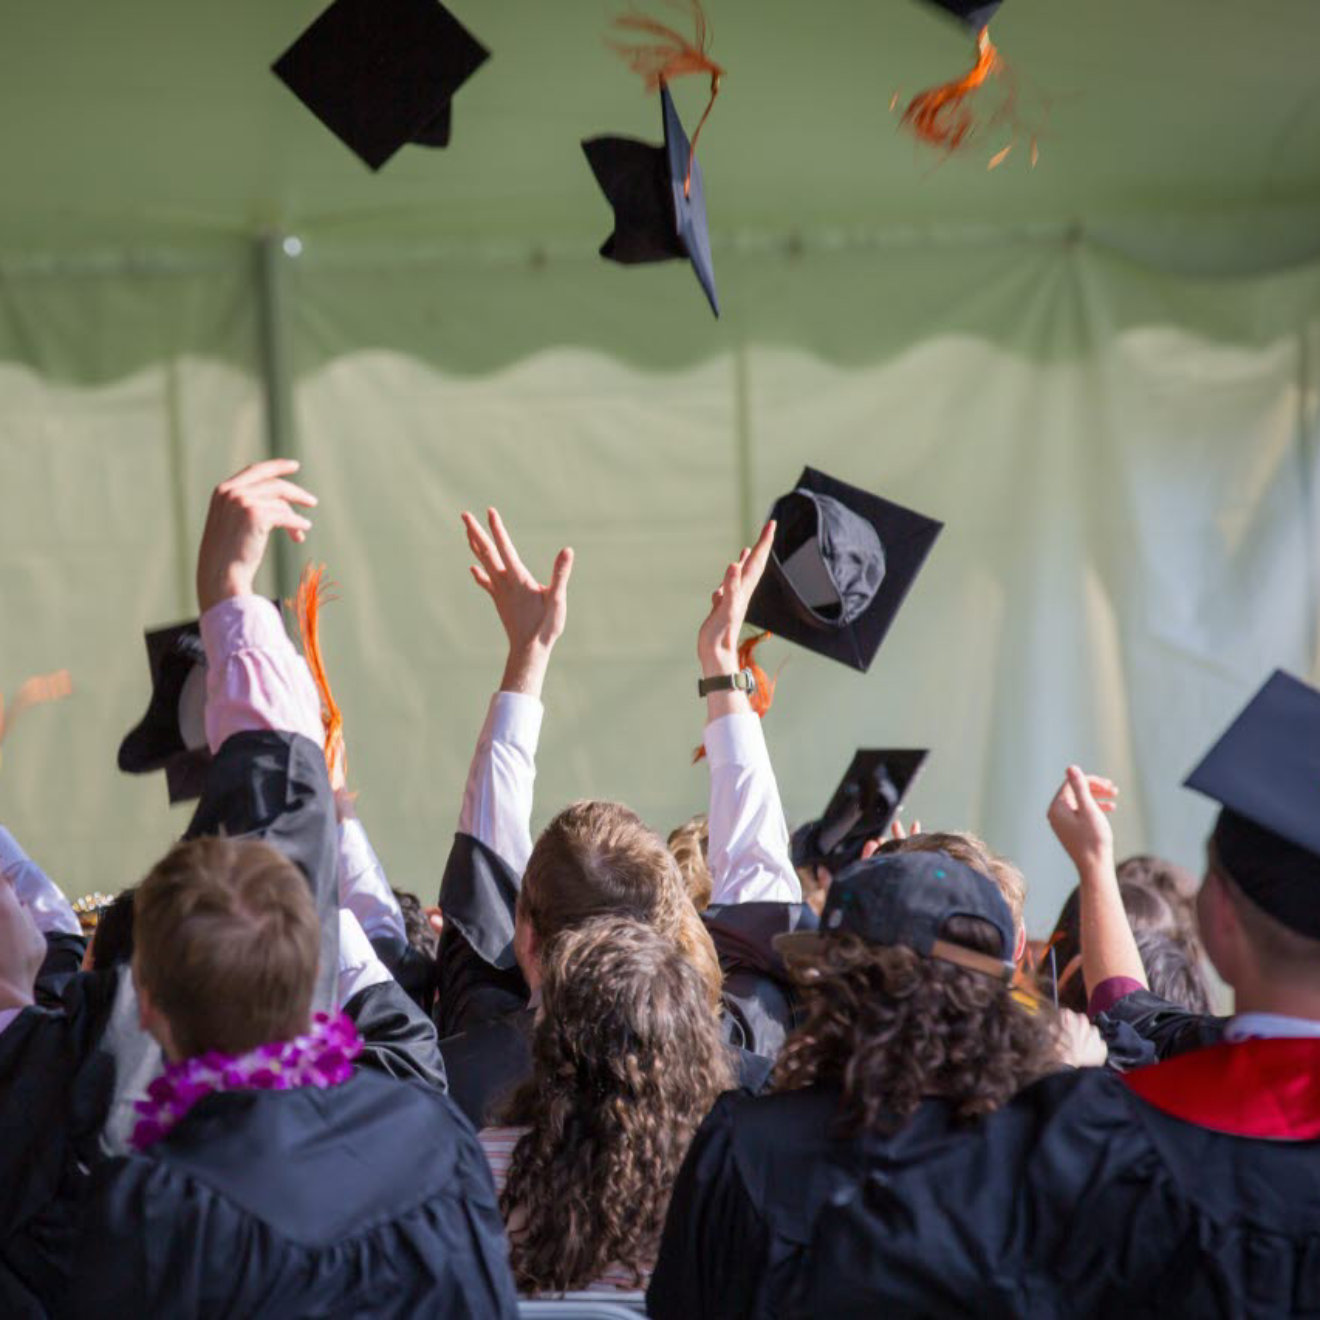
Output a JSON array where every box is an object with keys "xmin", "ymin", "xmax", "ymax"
[{"xmin": 130, "ymin": 1012, "xmax": 363, "ymax": 1151}]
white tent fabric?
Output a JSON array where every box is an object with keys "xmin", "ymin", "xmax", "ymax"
[{"xmin": 1, "ymin": 238, "xmax": 1316, "ymax": 932}]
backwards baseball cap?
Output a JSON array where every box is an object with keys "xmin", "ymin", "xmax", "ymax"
[
  {"xmin": 776, "ymin": 850, "xmax": 1016, "ymax": 981},
  {"xmin": 1185, "ymin": 669, "xmax": 1320, "ymax": 939}
]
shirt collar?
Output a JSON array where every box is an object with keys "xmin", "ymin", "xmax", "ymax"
[{"xmin": 1225, "ymin": 1012, "xmax": 1320, "ymax": 1042}]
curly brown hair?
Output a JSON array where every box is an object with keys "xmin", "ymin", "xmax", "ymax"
[
  {"xmin": 774, "ymin": 916, "xmax": 1056, "ymax": 1135},
  {"xmin": 499, "ymin": 916, "xmax": 734, "ymax": 1293}
]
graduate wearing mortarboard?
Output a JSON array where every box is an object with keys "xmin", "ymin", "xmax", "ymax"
[{"xmin": 648, "ymin": 675, "xmax": 1320, "ymax": 1317}]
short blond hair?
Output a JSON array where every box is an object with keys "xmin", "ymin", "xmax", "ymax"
[
  {"xmin": 134, "ymin": 836, "xmax": 319, "ymax": 1059},
  {"xmin": 668, "ymin": 814, "xmax": 712, "ymax": 911}
]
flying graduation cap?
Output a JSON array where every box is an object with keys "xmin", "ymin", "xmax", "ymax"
[
  {"xmin": 746, "ymin": 467, "xmax": 943, "ymax": 673},
  {"xmin": 272, "ymin": 0, "xmax": 490, "ymax": 171},
  {"xmin": 118, "ymin": 620, "xmax": 212, "ymax": 804},
  {"xmin": 583, "ymin": 84, "xmax": 720, "ymax": 317},
  {"xmin": 1185, "ymin": 670, "xmax": 1320, "ymax": 939},
  {"xmin": 900, "ymin": 0, "xmax": 1016, "ymax": 160},
  {"xmin": 792, "ymin": 749, "xmax": 929, "ymax": 871}
]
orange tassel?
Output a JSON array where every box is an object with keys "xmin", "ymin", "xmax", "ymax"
[
  {"xmin": 900, "ymin": 27, "xmax": 1003, "ymax": 154},
  {"xmin": 293, "ymin": 565, "xmax": 347, "ymax": 788},
  {"xmin": 608, "ymin": 1, "xmax": 724, "ymax": 198},
  {"xmin": 0, "ymin": 669, "xmax": 72, "ymax": 772},
  {"xmin": 693, "ymin": 631, "xmax": 777, "ymax": 764}
]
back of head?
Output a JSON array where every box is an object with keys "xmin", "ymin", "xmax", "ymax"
[
  {"xmin": 1134, "ymin": 928, "xmax": 1213, "ymax": 1014},
  {"xmin": 393, "ymin": 888, "xmax": 439, "ymax": 960},
  {"xmin": 667, "ymin": 814, "xmax": 712, "ymax": 912},
  {"xmin": 524, "ymin": 800, "xmax": 722, "ymax": 1007},
  {"xmin": 776, "ymin": 862, "xmax": 1054, "ymax": 1132},
  {"xmin": 89, "ymin": 888, "xmax": 137, "ymax": 972},
  {"xmin": 880, "ymin": 830, "xmax": 1027, "ymax": 939},
  {"xmin": 134, "ymin": 836, "xmax": 320, "ymax": 1060},
  {"xmin": 501, "ymin": 915, "xmax": 734, "ymax": 1292},
  {"xmin": 1117, "ymin": 854, "xmax": 1199, "ymax": 937}
]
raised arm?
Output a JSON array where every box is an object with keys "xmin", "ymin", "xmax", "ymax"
[
  {"xmin": 455, "ymin": 509, "xmax": 572, "ymax": 873},
  {"xmin": 1046, "ymin": 766, "xmax": 1147, "ymax": 1009},
  {"xmin": 0, "ymin": 828, "xmax": 80, "ymax": 940},
  {"xmin": 697, "ymin": 521, "xmax": 801, "ymax": 907}
]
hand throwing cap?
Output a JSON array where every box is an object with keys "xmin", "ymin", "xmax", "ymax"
[
  {"xmin": 792, "ymin": 749, "xmax": 929, "ymax": 871},
  {"xmin": 273, "ymin": 0, "xmax": 491, "ymax": 170},
  {"xmin": 118, "ymin": 621, "xmax": 211, "ymax": 805},
  {"xmin": 747, "ymin": 467, "xmax": 943, "ymax": 672},
  {"xmin": 582, "ymin": 84, "xmax": 719, "ymax": 317},
  {"xmin": 1185, "ymin": 670, "xmax": 1320, "ymax": 939}
]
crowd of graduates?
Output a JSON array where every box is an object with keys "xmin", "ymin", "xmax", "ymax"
[{"xmin": 4, "ymin": 457, "xmax": 1320, "ymax": 1318}]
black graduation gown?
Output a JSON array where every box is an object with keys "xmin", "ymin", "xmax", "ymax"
[
  {"xmin": 0, "ymin": 971, "xmax": 117, "ymax": 1320},
  {"xmin": 434, "ymin": 833, "xmax": 775, "ymax": 1127},
  {"xmin": 702, "ymin": 902, "xmax": 816, "ymax": 1060},
  {"xmin": 1, "ymin": 728, "xmax": 346, "ymax": 1315},
  {"xmin": 648, "ymin": 1039, "xmax": 1320, "ymax": 1319},
  {"xmin": 69, "ymin": 1068, "xmax": 518, "ymax": 1319},
  {"xmin": 1096, "ymin": 986, "xmax": 1227, "ymax": 1062}
]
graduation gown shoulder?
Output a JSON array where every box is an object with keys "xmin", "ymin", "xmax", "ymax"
[
  {"xmin": 651, "ymin": 1053, "xmax": 1320, "ymax": 1320},
  {"xmin": 68, "ymin": 1068, "xmax": 518, "ymax": 1320}
]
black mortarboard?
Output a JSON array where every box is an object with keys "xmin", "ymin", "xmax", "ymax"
[
  {"xmin": 792, "ymin": 749, "xmax": 929, "ymax": 872},
  {"xmin": 582, "ymin": 85, "xmax": 719, "ymax": 317},
  {"xmin": 1185, "ymin": 670, "xmax": 1320, "ymax": 938},
  {"xmin": 118, "ymin": 621, "xmax": 211, "ymax": 805},
  {"xmin": 272, "ymin": 0, "xmax": 490, "ymax": 171},
  {"xmin": 747, "ymin": 467, "xmax": 943, "ymax": 672},
  {"xmin": 920, "ymin": 0, "xmax": 1004, "ymax": 31}
]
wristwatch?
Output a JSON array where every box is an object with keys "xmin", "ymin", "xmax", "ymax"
[{"xmin": 698, "ymin": 667, "xmax": 758, "ymax": 698}]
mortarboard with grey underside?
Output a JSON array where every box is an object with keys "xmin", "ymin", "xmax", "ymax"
[
  {"xmin": 1185, "ymin": 669, "xmax": 1320, "ymax": 940},
  {"xmin": 582, "ymin": 84, "xmax": 719, "ymax": 317},
  {"xmin": 746, "ymin": 467, "xmax": 943, "ymax": 672},
  {"xmin": 272, "ymin": 0, "xmax": 490, "ymax": 171}
]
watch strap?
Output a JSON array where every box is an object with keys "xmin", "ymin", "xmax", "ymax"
[{"xmin": 697, "ymin": 668, "xmax": 758, "ymax": 699}]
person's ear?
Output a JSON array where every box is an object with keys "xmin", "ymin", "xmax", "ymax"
[
  {"xmin": 1013, "ymin": 926, "xmax": 1028, "ymax": 966},
  {"xmin": 135, "ymin": 964, "xmax": 179, "ymax": 1061}
]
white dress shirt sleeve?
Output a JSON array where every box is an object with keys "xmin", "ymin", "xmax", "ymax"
[
  {"xmin": 337, "ymin": 908, "xmax": 393, "ymax": 1007},
  {"xmin": 0, "ymin": 826, "xmax": 81, "ymax": 936},
  {"xmin": 337, "ymin": 813, "xmax": 407, "ymax": 946},
  {"xmin": 703, "ymin": 713, "xmax": 802, "ymax": 906},
  {"xmin": 456, "ymin": 691, "xmax": 543, "ymax": 877}
]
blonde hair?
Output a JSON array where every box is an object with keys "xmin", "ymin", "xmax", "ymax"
[{"xmin": 667, "ymin": 814, "xmax": 713, "ymax": 912}]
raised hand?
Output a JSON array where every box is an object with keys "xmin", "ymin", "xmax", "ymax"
[
  {"xmin": 463, "ymin": 508, "xmax": 573, "ymax": 698},
  {"xmin": 697, "ymin": 520, "xmax": 776, "ymax": 673},
  {"xmin": 196, "ymin": 459, "xmax": 318, "ymax": 613},
  {"xmin": 1047, "ymin": 766, "xmax": 1118, "ymax": 877},
  {"xmin": 1054, "ymin": 1007, "xmax": 1109, "ymax": 1069}
]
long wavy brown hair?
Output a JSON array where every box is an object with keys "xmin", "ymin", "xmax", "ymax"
[
  {"xmin": 499, "ymin": 915, "xmax": 734, "ymax": 1293},
  {"xmin": 774, "ymin": 916, "xmax": 1056, "ymax": 1135}
]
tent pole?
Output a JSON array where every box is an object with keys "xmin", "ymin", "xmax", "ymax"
[{"xmin": 254, "ymin": 232, "xmax": 299, "ymax": 603}]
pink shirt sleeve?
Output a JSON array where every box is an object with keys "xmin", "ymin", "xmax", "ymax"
[
  {"xmin": 1088, "ymin": 975, "xmax": 1147, "ymax": 1020},
  {"xmin": 199, "ymin": 596, "xmax": 323, "ymax": 751}
]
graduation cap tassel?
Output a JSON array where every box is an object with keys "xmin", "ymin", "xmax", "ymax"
[
  {"xmin": 900, "ymin": 26, "xmax": 1003, "ymax": 153},
  {"xmin": 292, "ymin": 564, "xmax": 347, "ymax": 788},
  {"xmin": 608, "ymin": 0, "xmax": 724, "ymax": 197},
  {"xmin": 0, "ymin": 670, "xmax": 73, "ymax": 772},
  {"xmin": 692, "ymin": 632, "xmax": 777, "ymax": 764}
]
